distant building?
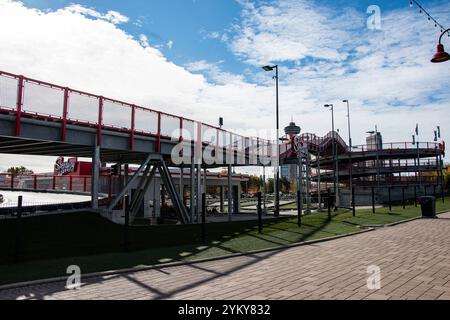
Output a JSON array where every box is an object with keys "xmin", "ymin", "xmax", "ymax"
[{"xmin": 366, "ymin": 132, "xmax": 383, "ymax": 150}]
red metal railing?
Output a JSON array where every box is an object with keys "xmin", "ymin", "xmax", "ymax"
[
  {"xmin": 0, "ymin": 173, "xmax": 97, "ymax": 193},
  {"xmin": 0, "ymin": 70, "xmax": 270, "ymax": 156},
  {"xmin": 279, "ymin": 135, "xmax": 441, "ymax": 161}
]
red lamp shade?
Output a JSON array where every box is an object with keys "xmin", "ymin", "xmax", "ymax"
[{"xmin": 431, "ymin": 44, "xmax": 450, "ymax": 63}]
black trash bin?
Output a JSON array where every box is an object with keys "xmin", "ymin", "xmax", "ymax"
[{"xmin": 419, "ymin": 196, "xmax": 436, "ymax": 218}]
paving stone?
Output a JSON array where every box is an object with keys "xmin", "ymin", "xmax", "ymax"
[{"xmin": 1, "ymin": 213, "xmax": 450, "ymax": 300}]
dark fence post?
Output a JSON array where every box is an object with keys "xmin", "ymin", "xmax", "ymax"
[
  {"xmin": 352, "ymin": 186, "xmax": 356, "ymax": 217},
  {"xmin": 297, "ymin": 190, "xmax": 302, "ymax": 227},
  {"xmin": 424, "ymin": 185, "xmax": 428, "ymax": 196},
  {"xmin": 402, "ymin": 187, "xmax": 406, "ymax": 209},
  {"xmin": 201, "ymin": 193, "xmax": 206, "ymax": 242},
  {"xmin": 388, "ymin": 186, "xmax": 392, "ymax": 211},
  {"xmin": 442, "ymin": 184, "xmax": 445, "ymax": 203},
  {"xmin": 124, "ymin": 195, "xmax": 129, "ymax": 252},
  {"xmin": 414, "ymin": 186, "xmax": 417, "ymax": 207},
  {"xmin": 327, "ymin": 188, "xmax": 331, "ymax": 221},
  {"xmin": 372, "ymin": 186, "xmax": 375, "ymax": 214},
  {"xmin": 15, "ymin": 196, "xmax": 23, "ymax": 263},
  {"xmin": 257, "ymin": 192, "xmax": 263, "ymax": 233}
]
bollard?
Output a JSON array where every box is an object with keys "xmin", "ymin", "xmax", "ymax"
[
  {"xmin": 201, "ymin": 193, "xmax": 206, "ymax": 242},
  {"xmin": 327, "ymin": 189, "xmax": 331, "ymax": 221},
  {"xmin": 257, "ymin": 192, "xmax": 263, "ymax": 233},
  {"xmin": 372, "ymin": 186, "xmax": 375, "ymax": 214},
  {"xmin": 15, "ymin": 196, "xmax": 23, "ymax": 263},
  {"xmin": 352, "ymin": 187, "xmax": 356, "ymax": 217},
  {"xmin": 388, "ymin": 187, "xmax": 392, "ymax": 211},
  {"xmin": 297, "ymin": 190, "xmax": 302, "ymax": 227},
  {"xmin": 124, "ymin": 195, "xmax": 130, "ymax": 252}
]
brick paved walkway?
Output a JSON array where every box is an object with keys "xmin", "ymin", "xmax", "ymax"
[{"xmin": 1, "ymin": 213, "xmax": 450, "ymax": 300}]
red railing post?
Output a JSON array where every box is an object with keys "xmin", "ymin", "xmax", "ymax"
[
  {"xmin": 61, "ymin": 87, "xmax": 69, "ymax": 141},
  {"xmin": 69, "ymin": 176, "xmax": 73, "ymax": 191},
  {"xmin": 10, "ymin": 174, "xmax": 14, "ymax": 189},
  {"xmin": 157, "ymin": 112, "xmax": 161, "ymax": 153},
  {"xmin": 15, "ymin": 76, "xmax": 24, "ymax": 136},
  {"xmin": 97, "ymin": 96, "xmax": 103, "ymax": 146},
  {"xmin": 83, "ymin": 176, "xmax": 87, "ymax": 193},
  {"xmin": 33, "ymin": 175, "xmax": 37, "ymax": 190},
  {"xmin": 130, "ymin": 105, "xmax": 135, "ymax": 150},
  {"xmin": 52, "ymin": 176, "xmax": 56, "ymax": 190}
]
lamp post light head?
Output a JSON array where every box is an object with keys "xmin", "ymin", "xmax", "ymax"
[
  {"xmin": 342, "ymin": 100, "xmax": 348, "ymax": 103},
  {"xmin": 431, "ymin": 44, "xmax": 450, "ymax": 63},
  {"xmin": 262, "ymin": 65, "xmax": 276, "ymax": 71},
  {"xmin": 324, "ymin": 104, "xmax": 333, "ymax": 108},
  {"xmin": 431, "ymin": 28, "xmax": 450, "ymax": 63}
]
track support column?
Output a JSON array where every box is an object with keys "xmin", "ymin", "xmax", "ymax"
[
  {"xmin": 190, "ymin": 159, "xmax": 195, "ymax": 223},
  {"xmin": 91, "ymin": 143, "xmax": 100, "ymax": 210},
  {"xmin": 228, "ymin": 164, "xmax": 232, "ymax": 222}
]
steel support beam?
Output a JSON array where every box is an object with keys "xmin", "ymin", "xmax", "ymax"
[
  {"xmin": 107, "ymin": 153, "xmax": 159, "ymax": 211},
  {"xmin": 129, "ymin": 165, "xmax": 157, "ymax": 221}
]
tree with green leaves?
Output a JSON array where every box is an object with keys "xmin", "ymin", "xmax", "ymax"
[{"xmin": 6, "ymin": 166, "xmax": 34, "ymax": 175}]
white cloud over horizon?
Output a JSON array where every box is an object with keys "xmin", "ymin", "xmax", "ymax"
[{"xmin": 0, "ymin": 0, "xmax": 449, "ymax": 175}]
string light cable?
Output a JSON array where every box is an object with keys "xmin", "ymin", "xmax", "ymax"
[{"xmin": 409, "ymin": 0, "xmax": 450, "ymax": 37}]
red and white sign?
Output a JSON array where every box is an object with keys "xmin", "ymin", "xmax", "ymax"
[{"xmin": 54, "ymin": 157, "xmax": 77, "ymax": 176}]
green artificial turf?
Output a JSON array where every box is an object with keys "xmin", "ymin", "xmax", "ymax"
[{"xmin": 0, "ymin": 197, "xmax": 449, "ymax": 286}]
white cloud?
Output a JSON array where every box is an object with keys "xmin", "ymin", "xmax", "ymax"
[
  {"xmin": 65, "ymin": 4, "xmax": 129, "ymax": 24},
  {"xmin": 227, "ymin": 0, "xmax": 361, "ymax": 65},
  {"xmin": 167, "ymin": 40, "xmax": 174, "ymax": 49},
  {"xmin": 139, "ymin": 34, "xmax": 150, "ymax": 47},
  {"xmin": 185, "ymin": 60, "xmax": 245, "ymax": 85}
]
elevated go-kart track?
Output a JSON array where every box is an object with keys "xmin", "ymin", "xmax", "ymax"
[
  {"xmin": 0, "ymin": 70, "xmax": 278, "ymax": 224},
  {"xmin": 0, "ymin": 71, "xmax": 272, "ymax": 166}
]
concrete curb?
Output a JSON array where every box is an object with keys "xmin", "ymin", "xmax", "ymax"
[{"xmin": 0, "ymin": 227, "xmax": 375, "ymax": 291}]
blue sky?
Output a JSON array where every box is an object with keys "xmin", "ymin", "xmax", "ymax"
[
  {"xmin": 21, "ymin": 0, "xmax": 246, "ymax": 74},
  {"xmin": 0, "ymin": 0, "xmax": 449, "ymax": 171},
  {"xmin": 19, "ymin": 0, "xmax": 448, "ymax": 81}
]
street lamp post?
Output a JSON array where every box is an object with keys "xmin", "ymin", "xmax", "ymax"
[
  {"xmin": 324, "ymin": 104, "xmax": 339, "ymax": 210},
  {"xmin": 343, "ymin": 100, "xmax": 353, "ymax": 195},
  {"xmin": 263, "ymin": 65, "xmax": 280, "ymax": 217},
  {"xmin": 431, "ymin": 28, "xmax": 450, "ymax": 63}
]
